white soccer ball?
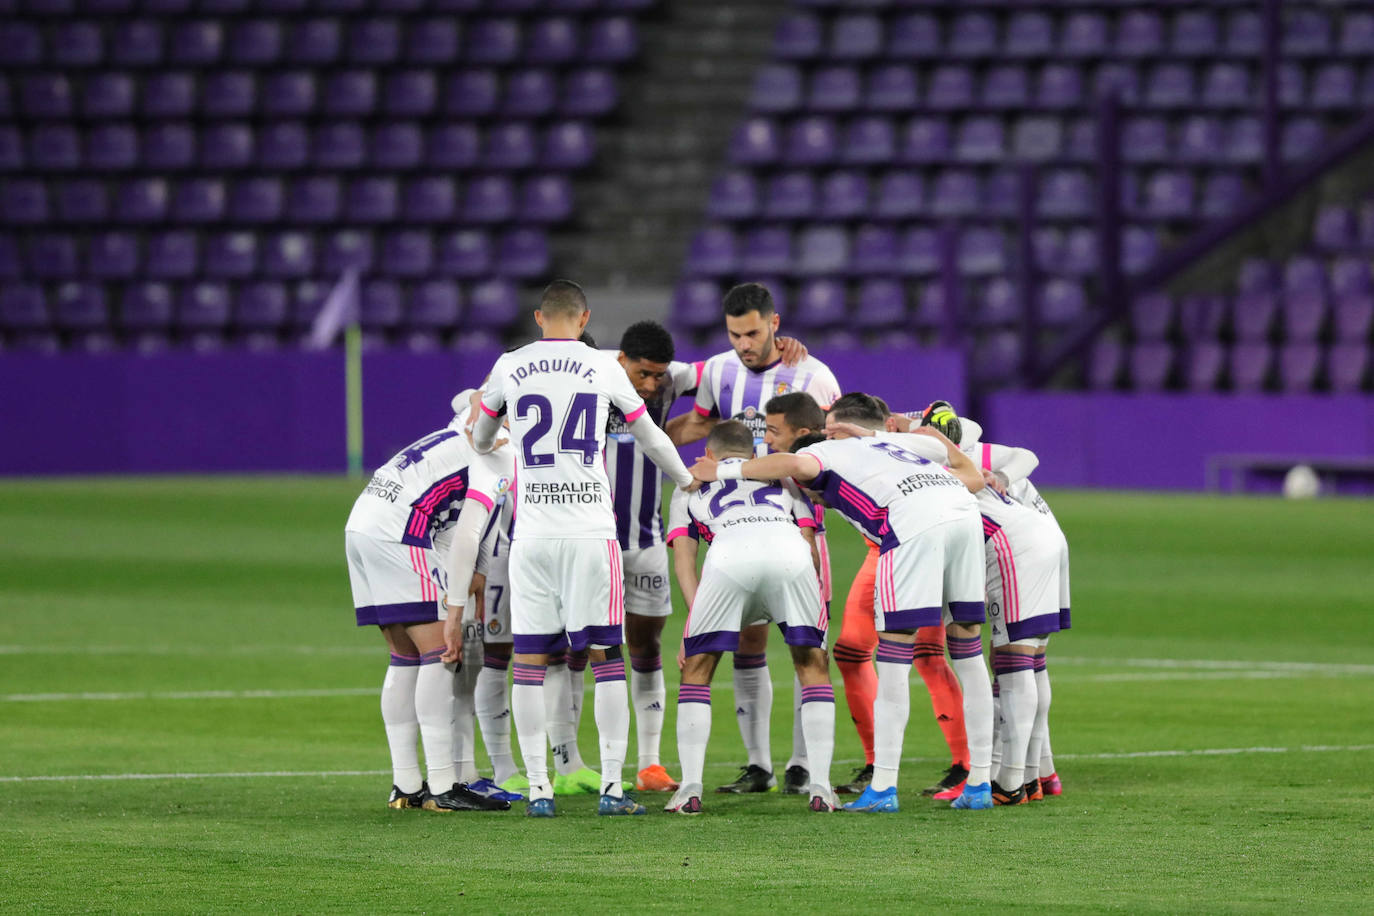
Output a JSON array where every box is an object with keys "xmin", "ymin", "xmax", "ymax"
[{"xmin": 1282, "ymin": 464, "xmax": 1320, "ymax": 499}]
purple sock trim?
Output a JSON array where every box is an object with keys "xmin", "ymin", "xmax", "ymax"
[
  {"xmin": 875, "ymin": 638, "xmax": 915, "ymax": 665},
  {"xmin": 547, "ymin": 649, "xmax": 568, "ymax": 666},
  {"xmin": 418, "ymin": 647, "xmax": 445, "ymax": 665},
  {"xmin": 800, "ymin": 684, "xmax": 835, "ymax": 704},
  {"xmin": 567, "ymin": 654, "xmax": 589, "ymax": 673},
  {"xmin": 630, "ymin": 654, "xmax": 663, "ymax": 674},
  {"xmin": 483, "ymin": 654, "xmax": 510, "ymax": 671},
  {"xmin": 1033, "ymin": 655, "xmax": 1047, "ymax": 673},
  {"xmin": 993, "ymin": 654, "xmax": 1037, "ymax": 675},
  {"xmin": 678, "ymin": 684, "xmax": 711, "ymax": 705},
  {"xmin": 733, "ymin": 653, "xmax": 768, "ymax": 670},
  {"xmin": 389, "ymin": 653, "xmax": 422, "ymax": 667},
  {"xmin": 992, "ymin": 678, "xmax": 1000, "ymax": 697},
  {"xmin": 512, "ymin": 662, "xmax": 546, "ymax": 686},
  {"xmin": 947, "ymin": 636, "xmax": 983, "ymax": 660},
  {"xmin": 591, "ymin": 659, "xmax": 626, "ymax": 683}
]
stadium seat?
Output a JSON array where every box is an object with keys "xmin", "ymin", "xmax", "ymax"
[
  {"xmin": 466, "ymin": 278, "xmax": 520, "ymax": 330},
  {"xmin": 506, "ymin": 69, "xmax": 558, "ymax": 118},
  {"xmin": 408, "ymin": 280, "xmax": 462, "ymax": 330},
  {"xmin": 740, "ymin": 226, "xmax": 792, "ymax": 275},
  {"xmin": 0, "ymin": 284, "xmax": 48, "ymax": 330},
  {"xmin": 1087, "ymin": 337, "xmax": 1124, "ymax": 390},
  {"xmin": 865, "ymin": 65, "xmax": 917, "ymax": 112},
  {"xmin": 1131, "ymin": 293, "xmax": 1174, "ymax": 340},
  {"xmin": 1129, "ymin": 341, "xmax": 1174, "ymax": 391},
  {"xmin": 1231, "ymin": 342, "xmax": 1274, "ymax": 392},
  {"xmin": 730, "ymin": 118, "xmax": 781, "ymax": 165},
  {"xmin": 1328, "ymin": 343, "xmax": 1370, "ymax": 392},
  {"xmin": 902, "ymin": 118, "xmax": 951, "ymax": 163},
  {"xmin": 408, "ymin": 19, "xmax": 460, "ymax": 64},
  {"xmin": 672, "ymin": 278, "xmax": 722, "ymax": 331},
  {"xmin": 852, "ymin": 278, "xmax": 906, "ymax": 329},
  {"xmin": 982, "ymin": 65, "xmax": 1029, "ymax": 110},
  {"xmin": 119, "ymin": 283, "xmax": 174, "ymax": 331},
  {"xmin": 809, "ymin": 67, "xmax": 861, "ymax": 113},
  {"xmin": 685, "ymin": 226, "xmax": 736, "ymax": 277},
  {"xmin": 774, "ymin": 13, "xmax": 821, "ymax": 60},
  {"xmin": 784, "ymin": 117, "xmax": 838, "ymax": 166},
  {"xmin": 235, "ymin": 282, "xmax": 289, "ymax": 331},
  {"xmin": 445, "ymin": 71, "xmax": 497, "ymax": 117},
  {"xmin": 872, "ymin": 171, "xmax": 923, "ymax": 220},
  {"xmin": 818, "ymin": 171, "xmax": 868, "ymax": 220},
  {"xmin": 518, "ymin": 175, "xmax": 572, "ymax": 223},
  {"xmin": 178, "ymin": 283, "xmax": 232, "ymax": 331},
  {"xmin": 562, "ymin": 68, "xmax": 618, "ymax": 117},
  {"xmin": 792, "ymin": 278, "xmax": 847, "ymax": 328},
  {"xmin": 495, "ymin": 228, "xmax": 550, "ymax": 278},
  {"xmin": 795, "ymin": 226, "xmax": 849, "ymax": 276}
]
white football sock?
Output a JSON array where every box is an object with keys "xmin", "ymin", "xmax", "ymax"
[
  {"xmin": 733, "ymin": 654, "xmax": 772, "ymax": 772},
  {"xmin": 474, "ymin": 662, "xmax": 516, "ymax": 784},
  {"xmin": 800, "ymin": 686, "xmax": 835, "ymax": 796},
  {"xmin": 950, "ymin": 654, "xmax": 994, "ymax": 787},
  {"xmin": 415, "ymin": 659, "xmax": 456, "ymax": 792},
  {"xmin": 990, "ymin": 676, "xmax": 1003, "ymax": 785},
  {"xmin": 787, "ymin": 673, "xmax": 809, "ymax": 771},
  {"xmin": 381, "ymin": 658, "xmax": 422, "ymax": 793},
  {"xmin": 511, "ymin": 663, "xmax": 550, "ymax": 799},
  {"xmin": 592, "ymin": 658, "xmax": 629, "ymax": 797},
  {"xmin": 676, "ymin": 687, "xmax": 711, "ymax": 791},
  {"xmin": 544, "ymin": 661, "xmax": 585, "ymax": 775},
  {"xmin": 996, "ymin": 668, "xmax": 1036, "ymax": 790},
  {"xmin": 630, "ymin": 656, "xmax": 666, "ymax": 769},
  {"xmin": 1034, "ymin": 665, "xmax": 1055, "ymax": 778},
  {"xmin": 451, "ymin": 658, "xmax": 479, "ymax": 784},
  {"xmin": 871, "ymin": 658, "xmax": 911, "ymax": 793}
]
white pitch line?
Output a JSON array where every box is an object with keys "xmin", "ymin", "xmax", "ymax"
[
  {"xmin": 1053, "ymin": 656, "xmax": 1374, "ymax": 675},
  {"xmin": 5, "ymin": 745, "xmax": 1374, "ymax": 784},
  {"xmin": 2, "ymin": 687, "xmax": 379, "ymax": 702},
  {"xmin": 0, "ymin": 645, "xmax": 375, "ymax": 657}
]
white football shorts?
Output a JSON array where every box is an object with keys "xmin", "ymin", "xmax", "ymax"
[{"xmin": 509, "ymin": 537, "xmax": 624, "ymax": 654}]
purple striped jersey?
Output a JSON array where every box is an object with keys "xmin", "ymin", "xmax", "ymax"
[
  {"xmin": 692, "ymin": 350, "xmax": 841, "ymax": 454},
  {"xmin": 345, "ymin": 415, "xmax": 514, "ymax": 548},
  {"xmin": 797, "ymin": 433, "xmax": 978, "ymax": 551},
  {"xmin": 605, "ymin": 357, "xmax": 702, "ymax": 550}
]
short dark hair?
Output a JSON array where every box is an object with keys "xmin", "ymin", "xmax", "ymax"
[
  {"xmin": 708, "ymin": 420, "xmax": 755, "ymax": 457},
  {"xmin": 790, "ymin": 432, "xmax": 827, "ymax": 453},
  {"xmin": 722, "ymin": 282, "xmax": 775, "ymax": 318},
  {"xmin": 539, "ymin": 279, "xmax": 587, "ymax": 317},
  {"xmin": 578, "ymin": 330, "xmax": 597, "ymax": 348},
  {"xmin": 619, "ymin": 321, "xmax": 674, "ymax": 364},
  {"xmin": 765, "ymin": 392, "xmax": 824, "ymax": 433},
  {"xmin": 828, "ymin": 392, "xmax": 887, "ymax": 428}
]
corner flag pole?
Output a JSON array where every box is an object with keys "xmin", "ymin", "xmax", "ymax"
[{"xmin": 345, "ymin": 319, "xmax": 363, "ymax": 479}]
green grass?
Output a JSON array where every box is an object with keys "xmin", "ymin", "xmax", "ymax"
[{"xmin": 1, "ymin": 479, "xmax": 1372, "ymax": 913}]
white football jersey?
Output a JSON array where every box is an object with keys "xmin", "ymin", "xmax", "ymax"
[
  {"xmin": 666, "ymin": 461, "xmax": 814, "ymax": 546},
  {"xmin": 605, "ymin": 356, "xmax": 702, "ymax": 550},
  {"xmin": 345, "ymin": 425, "xmax": 514, "ymax": 548},
  {"xmin": 798, "ymin": 434, "xmax": 977, "ymax": 548},
  {"xmin": 480, "ymin": 339, "xmax": 647, "ymax": 540},
  {"xmin": 693, "ymin": 350, "xmax": 841, "ymax": 453}
]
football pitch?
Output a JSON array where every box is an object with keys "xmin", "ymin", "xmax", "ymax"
[{"xmin": 1, "ymin": 478, "xmax": 1372, "ymax": 914}]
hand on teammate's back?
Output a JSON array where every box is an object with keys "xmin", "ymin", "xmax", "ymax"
[
  {"xmin": 825, "ymin": 421, "xmax": 874, "ymax": 440},
  {"xmin": 691, "ymin": 457, "xmax": 719, "ymax": 482},
  {"xmin": 886, "ymin": 414, "xmax": 913, "ymax": 433},
  {"xmin": 775, "ymin": 336, "xmax": 808, "ymax": 367},
  {"xmin": 982, "ymin": 468, "xmax": 1008, "ymax": 496}
]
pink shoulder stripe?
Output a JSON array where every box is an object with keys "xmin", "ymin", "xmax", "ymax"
[
  {"xmin": 665, "ymin": 526, "xmax": 690, "ymax": 543},
  {"xmin": 693, "ymin": 403, "xmax": 711, "ymax": 417},
  {"xmin": 468, "ymin": 491, "xmax": 494, "ymax": 512},
  {"xmin": 624, "ymin": 403, "xmax": 647, "ymax": 423},
  {"xmin": 480, "ymin": 401, "xmax": 500, "ymax": 418},
  {"xmin": 981, "ymin": 442, "xmax": 992, "ymax": 470}
]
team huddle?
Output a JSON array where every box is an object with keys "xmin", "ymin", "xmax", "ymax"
[{"xmin": 344, "ymin": 279, "xmax": 1071, "ymax": 816}]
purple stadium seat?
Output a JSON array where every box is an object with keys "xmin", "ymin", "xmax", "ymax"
[
  {"xmin": 1038, "ymin": 170, "xmax": 1091, "ymax": 219},
  {"xmin": 929, "ymin": 170, "xmax": 980, "ymax": 217},
  {"xmin": 1117, "ymin": 10, "xmax": 1163, "ymax": 58},
  {"xmin": 235, "ymin": 283, "xmax": 289, "ymax": 331},
  {"xmin": 2, "ymin": 179, "xmax": 47, "ymax": 224},
  {"xmin": 383, "ymin": 71, "xmax": 436, "ymax": 117},
  {"xmin": 0, "ymin": 24, "xmax": 42, "ymax": 67},
  {"xmin": 1042, "ymin": 278, "xmax": 1087, "ymax": 325},
  {"xmin": 784, "ymin": 117, "xmax": 838, "ymax": 166},
  {"xmin": 792, "ymin": 278, "xmax": 846, "ymax": 329},
  {"xmin": 685, "ymin": 226, "xmax": 736, "ymax": 276},
  {"xmin": 437, "ymin": 229, "xmax": 492, "ymax": 278},
  {"xmin": 178, "ymin": 283, "xmax": 232, "ymax": 331},
  {"xmin": 585, "ymin": 17, "xmax": 636, "ymax": 64},
  {"xmin": 706, "ymin": 171, "xmax": 757, "ymax": 221},
  {"xmin": 830, "ymin": 14, "xmax": 881, "ymax": 61},
  {"xmin": 774, "ymin": 13, "xmax": 821, "ymax": 60},
  {"xmin": 0, "ymin": 284, "xmax": 48, "ymax": 330},
  {"xmin": 562, "ymin": 68, "xmax": 618, "ymax": 118},
  {"xmin": 853, "ymin": 278, "xmax": 906, "ymax": 329},
  {"xmin": 1145, "ymin": 63, "xmax": 1194, "ymax": 109},
  {"xmin": 912, "ymin": 282, "xmax": 947, "ymax": 329},
  {"xmin": 118, "ymin": 283, "xmax": 173, "ymax": 331},
  {"xmin": 752, "ymin": 63, "xmax": 802, "ymax": 113},
  {"xmin": 381, "ymin": 230, "xmax": 432, "ymax": 278},
  {"xmin": 204, "ymin": 232, "xmax": 256, "ymax": 278},
  {"xmin": 1122, "ymin": 226, "xmax": 1158, "ymax": 275},
  {"xmin": 730, "ymin": 117, "xmax": 781, "ymax": 166},
  {"xmin": 1286, "ymin": 256, "xmax": 1325, "ymax": 294},
  {"xmin": 958, "ymin": 227, "xmax": 1005, "ymax": 276},
  {"xmin": 1361, "ymin": 200, "xmax": 1374, "ymax": 248},
  {"xmin": 972, "ymin": 331, "xmax": 1021, "ymax": 384},
  {"xmin": 170, "ymin": 21, "xmax": 223, "ymax": 65},
  {"xmin": 818, "ymin": 171, "xmax": 867, "ymax": 220},
  {"xmin": 111, "ymin": 21, "xmax": 162, "ymax": 68},
  {"xmin": 229, "ymin": 19, "xmax": 282, "ymax": 66},
  {"xmin": 842, "ymin": 117, "xmax": 895, "ymax": 165},
  {"xmin": 1280, "ymin": 63, "xmax": 1306, "ymax": 108},
  {"xmin": 796, "ymin": 226, "xmax": 849, "ymax": 276},
  {"xmin": 672, "ymin": 278, "xmax": 721, "ymax": 331},
  {"xmin": 1093, "ymin": 62, "xmax": 1140, "ymax": 105},
  {"xmin": 1176, "ymin": 116, "xmax": 1226, "ymax": 164},
  {"xmin": 289, "ymin": 19, "xmax": 340, "ymax": 64},
  {"xmin": 1087, "ymin": 338, "xmax": 1124, "ymax": 390},
  {"xmin": 1276, "ymin": 344, "xmax": 1321, "ymax": 393},
  {"xmin": 1201, "ymin": 173, "xmax": 1247, "ymax": 219},
  {"xmin": 313, "ymin": 123, "xmax": 365, "ymax": 169},
  {"xmin": 1122, "ymin": 118, "xmax": 1169, "ymax": 164},
  {"xmin": 408, "ymin": 19, "xmax": 459, "ymax": 64},
  {"xmin": 518, "ymin": 175, "xmax": 572, "ymax": 223},
  {"xmin": 887, "ymin": 13, "xmax": 937, "ymax": 58},
  {"xmin": 542, "ymin": 122, "xmax": 594, "ymax": 171},
  {"xmin": 1314, "ymin": 206, "xmax": 1356, "ymax": 253},
  {"xmin": 1131, "ymin": 293, "xmax": 1173, "ymax": 340},
  {"xmin": 1226, "ymin": 116, "xmax": 1263, "ymax": 165},
  {"xmin": 1284, "ymin": 8, "xmax": 1331, "ymax": 57},
  {"xmin": 948, "ymin": 11, "xmax": 996, "ymax": 58},
  {"xmin": 253, "ymin": 122, "xmax": 304, "ymax": 169},
  {"xmin": 321, "ymin": 230, "xmax": 374, "ymax": 273},
  {"xmin": 979, "ymin": 278, "xmax": 1017, "ymax": 326},
  {"xmin": 1184, "ymin": 341, "xmax": 1226, "ymax": 391},
  {"xmin": 505, "ymin": 69, "xmax": 557, "ymax": 118},
  {"xmin": 1331, "ymin": 257, "xmax": 1372, "ymax": 299},
  {"xmin": 1011, "ymin": 117, "xmax": 1061, "ymax": 161},
  {"xmin": 898, "ymin": 226, "xmax": 940, "ymax": 276},
  {"xmin": 346, "ymin": 177, "xmax": 398, "ymax": 222},
  {"xmin": 1037, "ymin": 64, "xmax": 1082, "ymax": 110},
  {"xmin": 927, "ymin": 66, "xmax": 974, "ymax": 111},
  {"xmin": 425, "ymin": 124, "xmax": 478, "ymax": 170},
  {"xmin": 872, "ymin": 171, "xmax": 922, "ymax": 220},
  {"xmin": 1129, "ymin": 342, "xmax": 1173, "ymax": 391},
  {"xmin": 1141, "ymin": 170, "xmax": 1194, "ymax": 219},
  {"xmin": 495, "ymin": 228, "xmax": 549, "ymax": 278},
  {"xmin": 262, "ymin": 71, "xmax": 315, "ymax": 117},
  {"xmin": 956, "ymin": 117, "xmax": 1004, "ymax": 163},
  {"xmin": 88, "ymin": 124, "xmax": 137, "ymax": 171},
  {"xmin": 740, "ymin": 226, "xmax": 791, "ymax": 275},
  {"xmin": 1311, "ymin": 64, "xmax": 1357, "ymax": 111},
  {"xmin": 1060, "ymin": 12, "xmax": 1106, "ymax": 57},
  {"xmin": 0, "ymin": 127, "xmax": 21, "ymax": 171},
  {"xmin": 348, "ymin": 19, "xmax": 400, "ymax": 64},
  {"xmin": 284, "ymin": 177, "xmax": 338, "ymax": 224},
  {"xmin": 866, "ymin": 65, "xmax": 917, "ymax": 112},
  {"xmin": 902, "ymin": 117, "xmax": 951, "ymax": 163},
  {"xmin": 982, "ymin": 65, "xmax": 1030, "ymax": 109},
  {"xmin": 228, "ymin": 178, "xmax": 282, "ymax": 223},
  {"xmin": 851, "ymin": 224, "xmax": 896, "ymax": 275},
  {"xmin": 523, "ymin": 18, "xmax": 576, "ymax": 65},
  {"xmin": 1031, "ymin": 227, "xmax": 1063, "ymax": 274},
  {"xmin": 1344, "ymin": 12, "xmax": 1374, "ymax": 54},
  {"xmin": 1202, "ymin": 63, "xmax": 1251, "ymax": 109},
  {"xmin": 1171, "ymin": 10, "xmax": 1218, "ymax": 57},
  {"xmin": 465, "ymin": 278, "xmax": 520, "ymax": 330},
  {"xmin": 1232, "ymin": 291, "xmax": 1277, "ymax": 340},
  {"xmin": 1059, "ymin": 227, "xmax": 1096, "ymax": 276},
  {"xmin": 1179, "ymin": 294, "xmax": 1227, "ymax": 338},
  {"xmin": 169, "ymin": 178, "xmax": 223, "ymax": 223},
  {"xmin": 83, "ymin": 74, "xmax": 135, "ymax": 119},
  {"xmin": 809, "ymin": 66, "xmax": 860, "ymax": 113},
  {"xmin": 113, "ymin": 178, "xmax": 167, "ymax": 223},
  {"xmin": 143, "ymin": 72, "xmax": 196, "ymax": 117},
  {"xmin": 484, "ymin": 123, "xmax": 537, "ymax": 170},
  {"xmin": 1329, "ymin": 344, "xmax": 1370, "ymax": 392},
  {"xmin": 408, "ymin": 280, "xmax": 461, "ymax": 330},
  {"xmin": 30, "ymin": 126, "xmax": 80, "ymax": 171},
  {"xmin": 322, "ymin": 71, "xmax": 376, "ymax": 117},
  {"xmin": 762, "ymin": 172, "xmax": 814, "ymax": 220},
  {"xmin": 1065, "ymin": 117, "xmax": 1097, "ymax": 162},
  {"xmin": 443, "ymin": 70, "xmax": 496, "ymax": 118},
  {"xmin": 1230, "ymin": 342, "xmax": 1273, "ymax": 392},
  {"xmin": 1005, "ymin": 11, "xmax": 1052, "ymax": 58},
  {"xmin": 21, "ymin": 74, "xmax": 73, "ymax": 119},
  {"xmin": 360, "ymin": 280, "xmax": 403, "ymax": 330},
  {"xmin": 1283, "ymin": 286, "xmax": 1327, "ymax": 341},
  {"xmin": 261, "ymin": 232, "xmax": 314, "ymax": 279},
  {"xmin": 86, "ymin": 231, "xmax": 137, "ymax": 278}
]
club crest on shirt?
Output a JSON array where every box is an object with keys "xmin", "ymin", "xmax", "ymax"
[{"xmin": 775, "ymin": 381, "xmax": 791, "ymax": 395}]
